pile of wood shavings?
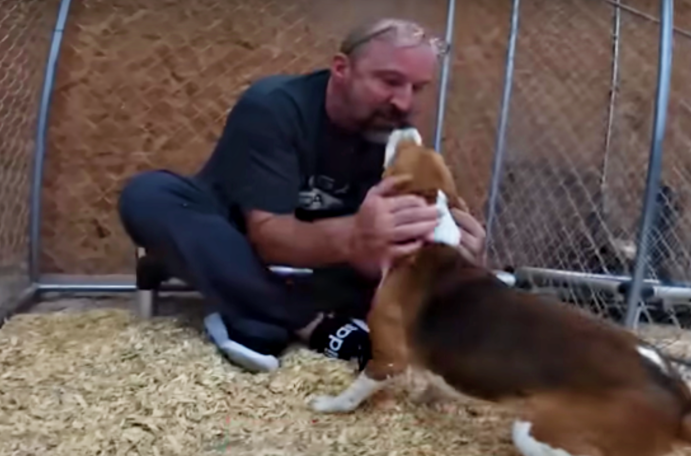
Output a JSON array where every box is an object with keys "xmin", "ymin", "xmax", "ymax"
[
  {"xmin": 4, "ymin": 306, "xmax": 691, "ymax": 456},
  {"xmin": 0, "ymin": 308, "xmax": 515, "ymax": 456}
]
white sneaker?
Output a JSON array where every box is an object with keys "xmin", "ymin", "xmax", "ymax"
[{"xmin": 204, "ymin": 313, "xmax": 280, "ymax": 373}]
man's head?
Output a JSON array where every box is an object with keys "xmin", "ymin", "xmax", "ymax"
[{"xmin": 326, "ymin": 18, "xmax": 448, "ymax": 138}]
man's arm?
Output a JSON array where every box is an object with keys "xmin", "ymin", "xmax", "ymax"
[
  {"xmin": 217, "ymin": 87, "xmax": 439, "ymax": 272},
  {"xmin": 217, "ymin": 89, "xmax": 356, "ymax": 268},
  {"xmin": 245, "ymin": 211, "xmax": 355, "ymax": 268},
  {"xmin": 247, "ymin": 174, "xmax": 441, "ymax": 276}
]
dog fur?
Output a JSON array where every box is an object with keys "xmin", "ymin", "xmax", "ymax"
[{"xmin": 308, "ymin": 128, "xmax": 691, "ymax": 456}]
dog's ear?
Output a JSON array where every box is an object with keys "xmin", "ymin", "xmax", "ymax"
[
  {"xmin": 428, "ymin": 152, "xmax": 466, "ymax": 211},
  {"xmin": 452, "ymin": 195, "xmax": 470, "ymax": 213},
  {"xmin": 384, "ymin": 127, "xmax": 423, "ymax": 169},
  {"xmin": 379, "ymin": 172, "xmax": 414, "ymax": 196},
  {"xmin": 440, "ymin": 181, "xmax": 464, "ymax": 212}
]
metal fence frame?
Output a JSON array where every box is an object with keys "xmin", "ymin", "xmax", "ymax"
[
  {"xmin": 11, "ymin": 0, "xmax": 687, "ymax": 332},
  {"xmin": 483, "ymin": 0, "xmax": 682, "ymax": 331},
  {"xmin": 0, "ymin": 0, "xmax": 71, "ymax": 323}
]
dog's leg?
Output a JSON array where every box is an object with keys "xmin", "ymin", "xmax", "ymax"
[
  {"xmin": 410, "ymin": 370, "xmax": 471, "ymax": 407},
  {"xmin": 310, "ymin": 369, "xmax": 389, "ymax": 413},
  {"xmin": 510, "ymin": 395, "xmax": 603, "ymax": 456},
  {"xmin": 309, "ymin": 265, "xmax": 413, "ymax": 414}
]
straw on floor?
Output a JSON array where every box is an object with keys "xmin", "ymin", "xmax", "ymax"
[{"xmin": 2, "ymin": 299, "xmax": 691, "ymax": 456}]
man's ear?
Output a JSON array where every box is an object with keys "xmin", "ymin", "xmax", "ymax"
[{"xmin": 330, "ymin": 53, "xmax": 350, "ymax": 81}]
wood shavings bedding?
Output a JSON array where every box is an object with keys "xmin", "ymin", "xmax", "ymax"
[{"xmin": 1, "ymin": 299, "xmax": 691, "ymax": 455}]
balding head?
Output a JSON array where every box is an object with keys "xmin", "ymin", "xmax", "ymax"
[
  {"xmin": 339, "ymin": 18, "xmax": 449, "ymax": 63},
  {"xmin": 327, "ymin": 18, "xmax": 446, "ymax": 136}
]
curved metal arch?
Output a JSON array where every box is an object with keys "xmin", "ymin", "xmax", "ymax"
[{"xmin": 29, "ymin": 0, "xmax": 74, "ymax": 282}]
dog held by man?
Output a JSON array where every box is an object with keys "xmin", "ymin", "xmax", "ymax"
[{"xmin": 309, "ymin": 127, "xmax": 691, "ymax": 456}]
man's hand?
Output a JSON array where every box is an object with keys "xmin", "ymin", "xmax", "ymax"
[
  {"xmin": 348, "ymin": 175, "xmax": 439, "ymax": 277},
  {"xmin": 450, "ymin": 200, "xmax": 486, "ymax": 263}
]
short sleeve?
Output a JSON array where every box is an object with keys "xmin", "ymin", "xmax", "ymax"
[{"xmin": 213, "ymin": 91, "xmax": 302, "ymax": 215}]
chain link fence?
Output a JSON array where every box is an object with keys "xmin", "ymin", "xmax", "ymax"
[
  {"xmin": 0, "ymin": 0, "xmax": 60, "ymax": 316},
  {"xmin": 484, "ymin": 0, "xmax": 691, "ymax": 327},
  {"xmin": 15, "ymin": 0, "xmax": 691, "ymax": 332}
]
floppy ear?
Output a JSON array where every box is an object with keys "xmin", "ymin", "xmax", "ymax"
[
  {"xmin": 429, "ymin": 151, "xmax": 466, "ymax": 211},
  {"xmin": 384, "ymin": 127, "xmax": 423, "ymax": 169}
]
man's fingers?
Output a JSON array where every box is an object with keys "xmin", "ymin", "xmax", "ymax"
[
  {"xmin": 391, "ymin": 221, "xmax": 438, "ymax": 243},
  {"xmin": 387, "ymin": 194, "xmax": 430, "ymax": 212},
  {"xmin": 389, "ymin": 240, "xmax": 424, "ymax": 259},
  {"xmin": 456, "ymin": 244, "xmax": 478, "ymax": 263},
  {"xmin": 448, "ymin": 208, "xmax": 486, "ymax": 259},
  {"xmin": 451, "ymin": 209, "xmax": 486, "ymax": 239},
  {"xmin": 391, "ymin": 205, "xmax": 439, "ymax": 226},
  {"xmin": 461, "ymin": 235, "xmax": 485, "ymax": 260}
]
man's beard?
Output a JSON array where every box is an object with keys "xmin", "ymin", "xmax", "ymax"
[{"xmin": 358, "ymin": 106, "xmax": 413, "ymax": 143}]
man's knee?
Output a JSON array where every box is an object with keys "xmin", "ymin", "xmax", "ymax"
[
  {"xmin": 117, "ymin": 170, "xmax": 194, "ymax": 246},
  {"xmin": 118, "ymin": 170, "xmax": 182, "ymax": 217}
]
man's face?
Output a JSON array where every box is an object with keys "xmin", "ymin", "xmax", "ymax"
[{"xmin": 335, "ymin": 40, "xmax": 438, "ymax": 134}]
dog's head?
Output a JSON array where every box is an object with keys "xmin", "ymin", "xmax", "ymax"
[{"xmin": 382, "ymin": 128, "xmax": 468, "ymax": 211}]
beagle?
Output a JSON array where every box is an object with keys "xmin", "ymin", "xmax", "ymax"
[{"xmin": 308, "ymin": 128, "xmax": 691, "ymax": 456}]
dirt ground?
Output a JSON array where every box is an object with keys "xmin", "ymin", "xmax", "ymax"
[{"xmin": 2, "ymin": 295, "xmax": 691, "ymax": 456}]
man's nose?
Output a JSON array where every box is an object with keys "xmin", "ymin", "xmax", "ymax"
[{"xmin": 390, "ymin": 84, "xmax": 414, "ymax": 113}]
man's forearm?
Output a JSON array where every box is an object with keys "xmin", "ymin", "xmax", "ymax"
[{"xmin": 246, "ymin": 212, "xmax": 356, "ymax": 268}]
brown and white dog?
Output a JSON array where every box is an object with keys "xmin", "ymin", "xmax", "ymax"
[{"xmin": 308, "ymin": 128, "xmax": 691, "ymax": 456}]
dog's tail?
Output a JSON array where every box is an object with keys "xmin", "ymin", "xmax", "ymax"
[{"xmin": 384, "ymin": 127, "xmax": 423, "ymax": 169}]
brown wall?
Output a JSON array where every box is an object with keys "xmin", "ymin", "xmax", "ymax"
[
  {"xmin": 40, "ymin": 0, "xmax": 691, "ymax": 281},
  {"xmin": 0, "ymin": 0, "xmax": 60, "ymax": 310}
]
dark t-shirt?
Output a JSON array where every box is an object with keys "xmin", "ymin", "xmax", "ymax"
[{"xmin": 196, "ymin": 69, "xmax": 386, "ymax": 232}]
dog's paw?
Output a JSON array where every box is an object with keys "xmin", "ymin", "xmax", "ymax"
[{"xmin": 309, "ymin": 394, "xmax": 357, "ymax": 413}]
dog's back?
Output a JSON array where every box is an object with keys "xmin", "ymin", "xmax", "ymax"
[
  {"xmin": 407, "ymin": 243, "xmax": 691, "ymax": 455},
  {"xmin": 410, "ymin": 243, "xmax": 643, "ymax": 398}
]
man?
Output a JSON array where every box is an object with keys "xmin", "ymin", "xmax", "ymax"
[{"xmin": 118, "ymin": 18, "xmax": 486, "ymax": 373}]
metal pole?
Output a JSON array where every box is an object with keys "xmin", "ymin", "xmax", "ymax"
[
  {"xmin": 38, "ymin": 283, "xmax": 138, "ymax": 293},
  {"xmin": 624, "ymin": 0, "xmax": 675, "ymax": 329},
  {"xmin": 432, "ymin": 0, "xmax": 457, "ymax": 152},
  {"xmin": 35, "ymin": 268, "xmax": 519, "ymax": 294},
  {"xmin": 38, "ymin": 267, "xmax": 691, "ymax": 302},
  {"xmin": 0, "ymin": 285, "xmax": 38, "ymax": 328},
  {"xmin": 599, "ymin": 0, "xmax": 621, "ymax": 216},
  {"xmin": 515, "ymin": 266, "xmax": 677, "ymax": 291},
  {"xmin": 29, "ymin": 0, "xmax": 74, "ymax": 282},
  {"xmin": 482, "ymin": 0, "xmax": 521, "ymax": 264},
  {"xmin": 598, "ymin": 0, "xmax": 691, "ymax": 40}
]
